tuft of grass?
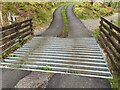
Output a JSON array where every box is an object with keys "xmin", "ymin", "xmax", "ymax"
[
  {"xmin": 19, "ymin": 39, "xmax": 25, "ymax": 45},
  {"xmin": 44, "ymin": 65, "xmax": 50, "ymax": 70},
  {"xmin": 106, "ymin": 58, "xmax": 120, "ymax": 89},
  {"xmin": 109, "ymin": 74, "xmax": 120, "ymax": 89},
  {"xmin": 2, "ymin": 52, "xmax": 9, "ymax": 59},
  {"xmin": 15, "ymin": 38, "xmax": 26, "ymax": 49},
  {"xmin": 113, "ymin": 20, "xmax": 120, "ymax": 26},
  {"xmin": 9, "ymin": 54, "xmax": 17, "ymax": 57},
  {"xmin": 15, "ymin": 43, "xmax": 21, "ymax": 49},
  {"xmin": 37, "ymin": 65, "xmax": 51, "ymax": 71},
  {"xmin": 92, "ymin": 29, "xmax": 100, "ymax": 40}
]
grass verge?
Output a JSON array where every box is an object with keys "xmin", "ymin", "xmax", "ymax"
[{"xmin": 57, "ymin": 5, "xmax": 69, "ymax": 38}]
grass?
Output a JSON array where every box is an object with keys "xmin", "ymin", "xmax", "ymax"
[
  {"xmin": 9, "ymin": 54, "xmax": 17, "ymax": 57},
  {"xmin": 2, "ymin": 52, "xmax": 9, "ymax": 59},
  {"xmin": 109, "ymin": 74, "xmax": 120, "ymax": 89},
  {"xmin": 74, "ymin": 2, "xmax": 117, "ymax": 20},
  {"xmin": 106, "ymin": 57, "xmax": 120, "ymax": 90},
  {"xmin": 37, "ymin": 65, "xmax": 51, "ymax": 71},
  {"xmin": 57, "ymin": 4, "xmax": 70, "ymax": 38},
  {"xmin": 113, "ymin": 20, "xmax": 120, "ymax": 26},
  {"xmin": 92, "ymin": 29, "xmax": 100, "ymax": 40}
]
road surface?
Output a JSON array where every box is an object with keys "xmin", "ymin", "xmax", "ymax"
[
  {"xmin": 40, "ymin": 5, "xmax": 65, "ymax": 37},
  {"xmin": 66, "ymin": 4, "xmax": 91, "ymax": 38},
  {"xmin": 46, "ymin": 4, "xmax": 111, "ymax": 88}
]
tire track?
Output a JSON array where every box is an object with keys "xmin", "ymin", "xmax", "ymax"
[
  {"xmin": 40, "ymin": 5, "xmax": 65, "ymax": 37},
  {"xmin": 66, "ymin": 4, "xmax": 92, "ymax": 38}
]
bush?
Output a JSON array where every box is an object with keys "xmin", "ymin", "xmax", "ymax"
[{"xmin": 74, "ymin": 2, "xmax": 116, "ymax": 20}]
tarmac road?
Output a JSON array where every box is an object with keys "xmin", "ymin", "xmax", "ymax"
[
  {"xmin": 47, "ymin": 74, "xmax": 111, "ymax": 88},
  {"xmin": 67, "ymin": 4, "xmax": 92, "ymax": 38},
  {"xmin": 0, "ymin": 69, "xmax": 30, "ymax": 88},
  {"xmin": 40, "ymin": 5, "xmax": 65, "ymax": 37}
]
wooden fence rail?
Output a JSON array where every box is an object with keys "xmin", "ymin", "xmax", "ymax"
[
  {"xmin": 99, "ymin": 17, "xmax": 120, "ymax": 71},
  {"xmin": 0, "ymin": 19, "xmax": 33, "ymax": 59}
]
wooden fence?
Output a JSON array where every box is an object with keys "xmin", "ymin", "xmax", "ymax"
[
  {"xmin": 0, "ymin": 19, "xmax": 33, "ymax": 59},
  {"xmin": 99, "ymin": 17, "xmax": 120, "ymax": 71}
]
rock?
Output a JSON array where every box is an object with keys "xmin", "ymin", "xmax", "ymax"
[
  {"xmin": 33, "ymin": 26, "xmax": 49, "ymax": 36},
  {"xmin": 15, "ymin": 72, "xmax": 53, "ymax": 88}
]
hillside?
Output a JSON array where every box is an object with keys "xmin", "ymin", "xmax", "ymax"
[
  {"xmin": 2, "ymin": 2, "xmax": 67, "ymax": 29},
  {"xmin": 74, "ymin": 2, "xmax": 118, "ymax": 20}
]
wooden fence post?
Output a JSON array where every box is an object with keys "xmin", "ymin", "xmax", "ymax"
[
  {"xmin": 108, "ymin": 20, "xmax": 113, "ymax": 36},
  {"xmin": 7, "ymin": 12, "xmax": 12, "ymax": 25},
  {"xmin": 30, "ymin": 19, "xmax": 33, "ymax": 35}
]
